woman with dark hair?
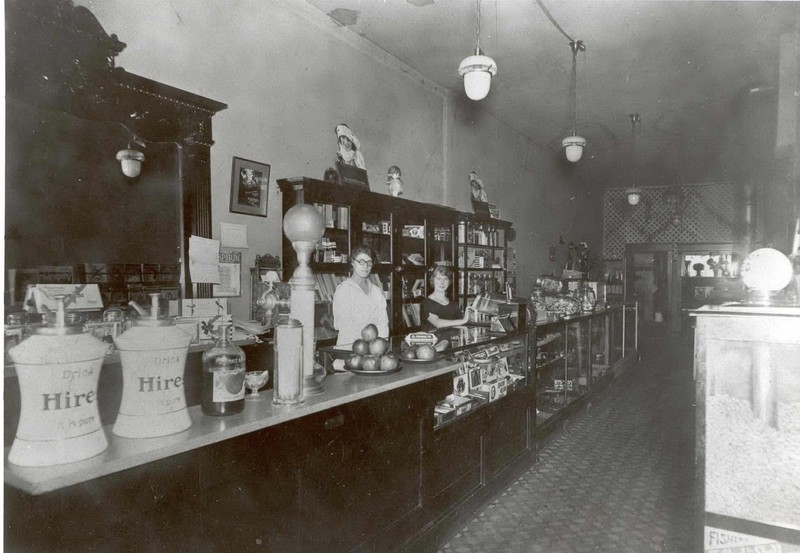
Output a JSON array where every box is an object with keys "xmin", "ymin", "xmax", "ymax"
[
  {"xmin": 332, "ymin": 244, "xmax": 389, "ymax": 345},
  {"xmin": 421, "ymin": 265, "xmax": 473, "ymax": 330}
]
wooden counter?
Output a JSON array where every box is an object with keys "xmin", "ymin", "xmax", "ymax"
[{"xmin": 5, "ymin": 357, "xmax": 459, "ymax": 496}]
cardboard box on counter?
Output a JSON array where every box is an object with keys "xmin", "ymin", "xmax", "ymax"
[{"xmin": 444, "ymin": 394, "xmax": 473, "ymax": 417}]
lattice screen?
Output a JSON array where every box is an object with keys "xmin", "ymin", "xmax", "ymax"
[{"xmin": 603, "ymin": 182, "xmax": 737, "ymax": 259}]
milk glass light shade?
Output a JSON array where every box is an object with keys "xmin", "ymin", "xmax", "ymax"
[
  {"xmin": 116, "ymin": 149, "xmax": 145, "ymax": 178},
  {"xmin": 626, "ymin": 189, "xmax": 642, "ymax": 206},
  {"xmin": 283, "ymin": 203, "xmax": 325, "ymax": 243},
  {"xmin": 562, "ymin": 136, "xmax": 586, "ymax": 162},
  {"xmin": 458, "ymin": 50, "xmax": 497, "ymax": 101}
]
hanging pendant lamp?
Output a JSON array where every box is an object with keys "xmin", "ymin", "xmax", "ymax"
[
  {"xmin": 626, "ymin": 113, "xmax": 642, "ymax": 205},
  {"xmin": 562, "ymin": 40, "xmax": 586, "ymax": 162},
  {"xmin": 458, "ymin": 0, "xmax": 497, "ymax": 101}
]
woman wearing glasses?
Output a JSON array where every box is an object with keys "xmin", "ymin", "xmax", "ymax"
[
  {"xmin": 332, "ymin": 244, "xmax": 389, "ymax": 345},
  {"xmin": 422, "ymin": 265, "xmax": 473, "ymax": 330}
]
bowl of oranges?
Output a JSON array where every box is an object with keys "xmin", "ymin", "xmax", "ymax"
[{"xmin": 342, "ymin": 324, "xmax": 402, "ymax": 376}]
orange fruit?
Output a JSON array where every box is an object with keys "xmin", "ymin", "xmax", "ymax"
[
  {"xmin": 415, "ymin": 345, "xmax": 436, "ymax": 360},
  {"xmin": 400, "ymin": 349, "xmax": 417, "ymax": 360},
  {"xmin": 369, "ymin": 337, "xmax": 388, "ymax": 356},
  {"xmin": 380, "ymin": 353, "xmax": 399, "ymax": 371},
  {"xmin": 352, "ymin": 339, "xmax": 370, "ymax": 356},
  {"xmin": 361, "ymin": 323, "xmax": 379, "ymax": 342},
  {"xmin": 361, "ymin": 355, "xmax": 379, "ymax": 371},
  {"xmin": 345, "ymin": 354, "xmax": 362, "ymax": 370}
]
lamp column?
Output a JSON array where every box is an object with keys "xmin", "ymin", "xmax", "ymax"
[{"xmin": 283, "ymin": 204, "xmax": 326, "ymax": 396}]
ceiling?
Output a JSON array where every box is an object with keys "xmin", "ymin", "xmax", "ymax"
[{"xmin": 304, "ymin": 0, "xmax": 799, "ymax": 187}]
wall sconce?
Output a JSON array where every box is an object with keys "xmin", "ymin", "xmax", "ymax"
[
  {"xmin": 626, "ymin": 188, "xmax": 642, "ymax": 206},
  {"xmin": 283, "ymin": 203, "xmax": 326, "ymax": 396},
  {"xmin": 116, "ymin": 138, "xmax": 146, "ymax": 178},
  {"xmin": 458, "ymin": 0, "xmax": 497, "ymax": 101}
]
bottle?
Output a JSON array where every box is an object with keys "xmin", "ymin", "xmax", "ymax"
[{"xmin": 202, "ymin": 323, "xmax": 246, "ymax": 416}]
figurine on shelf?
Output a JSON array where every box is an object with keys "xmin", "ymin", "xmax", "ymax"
[
  {"xmin": 335, "ymin": 124, "xmax": 366, "ymax": 170},
  {"xmin": 386, "ymin": 165, "xmax": 404, "ymax": 197},
  {"xmin": 693, "ymin": 263, "xmax": 705, "ymax": 277}
]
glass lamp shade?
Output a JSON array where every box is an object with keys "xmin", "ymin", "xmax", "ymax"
[
  {"xmin": 283, "ymin": 203, "xmax": 325, "ymax": 243},
  {"xmin": 626, "ymin": 189, "xmax": 642, "ymax": 206},
  {"xmin": 458, "ymin": 52, "xmax": 497, "ymax": 101},
  {"xmin": 562, "ymin": 136, "xmax": 586, "ymax": 162},
  {"xmin": 116, "ymin": 149, "xmax": 145, "ymax": 178}
]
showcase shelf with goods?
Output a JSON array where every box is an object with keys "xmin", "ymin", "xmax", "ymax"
[{"xmin": 456, "ymin": 216, "xmax": 512, "ymax": 313}]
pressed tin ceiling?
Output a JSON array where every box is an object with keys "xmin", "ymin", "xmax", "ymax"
[{"xmin": 304, "ymin": 0, "xmax": 799, "ymax": 187}]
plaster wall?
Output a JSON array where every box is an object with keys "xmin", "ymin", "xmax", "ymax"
[{"xmin": 78, "ymin": 0, "xmax": 599, "ymax": 317}]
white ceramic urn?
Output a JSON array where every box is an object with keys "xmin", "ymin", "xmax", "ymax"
[
  {"xmin": 113, "ymin": 294, "xmax": 193, "ymax": 438},
  {"xmin": 8, "ymin": 296, "xmax": 108, "ymax": 467}
]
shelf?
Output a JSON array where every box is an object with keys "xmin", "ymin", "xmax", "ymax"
[
  {"xmin": 458, "ymin": 243, "xmax": 504, "ymax": 249},
  {"xmin": 535, "ymin": 356, "xmax": 566, "ymax": 370},
  {"xmin": 310, "ymin": 262, "xmax": 350, "ymax": 272}
]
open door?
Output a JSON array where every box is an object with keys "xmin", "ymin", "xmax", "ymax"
[{"xmin": 624, "ymin": 244, "xmax": 677, "ymax": 337}]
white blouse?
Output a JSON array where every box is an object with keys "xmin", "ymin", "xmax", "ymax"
[{"xmin": 332, "ymin": 278, "xmax": 389, "ymax": 345}]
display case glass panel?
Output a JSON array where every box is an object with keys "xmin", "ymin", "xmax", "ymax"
[
  {"xmin": 566, "ymin": 318, "xmax": 591, "ymax": 401},
  {"xmin": 535, "ymin": 322, "xmax": 567, "ymax": 426},
  {"xmin": 590, "ymin": 315, "xmax": 611, "ymax": 383}
]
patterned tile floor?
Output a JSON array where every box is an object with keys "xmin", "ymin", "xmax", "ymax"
[{"xmin": 439, "ymin": 339, "xmax": 696, "ymax": 553}]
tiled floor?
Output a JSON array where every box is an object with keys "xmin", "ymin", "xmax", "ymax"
[{"xmin": 439, "ymin": 338, "xmax": 696, "ymax": 553}]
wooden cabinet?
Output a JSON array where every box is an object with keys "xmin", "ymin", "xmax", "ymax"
[
  {"xmin": 455, "ymin": 217, "xmax": 512, "ymax": 312},
  {"xmin": 277, "ymin": 177, "xmax": 468, "ymax": 335},
  {"xmin": 5, "ymin": 0, "xmax": 226, "ymax": 303}
]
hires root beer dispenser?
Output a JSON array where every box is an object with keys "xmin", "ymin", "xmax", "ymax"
[
  {"xmin": 8, "ymin": 295, "xmax": 108, "ymax": 467},
  {"xmin": 113, "ymin": 293, "xmax": 193, "ymax": 438}
]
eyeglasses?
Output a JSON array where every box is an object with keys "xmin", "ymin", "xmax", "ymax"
[{"xmin": 353, "ymin": 258, "xmax": 374, "ymax": 268}]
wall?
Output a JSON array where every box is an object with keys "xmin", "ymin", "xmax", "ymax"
[{"xmin": 76, "ymin": 0, "xmax": 597, "ymax": 317}]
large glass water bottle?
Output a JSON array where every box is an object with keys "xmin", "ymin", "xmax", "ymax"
[{"xmin": 201, "ymin": 323, "xmax": 246, "ymax": 416}]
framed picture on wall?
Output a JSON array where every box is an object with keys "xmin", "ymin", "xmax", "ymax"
[{"xmin": 230, "ymin": 157, "xmax": 270, "ymax": 217}]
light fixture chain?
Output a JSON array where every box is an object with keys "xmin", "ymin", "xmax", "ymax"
[
  {"xmin": 476, "ymin": 0, "xmax": 481, "ymax": 51},
  {"xmin": 570, "ymin": 43, "xmax": 578, "ymax": 134},
  {"xmin": 536, "ymin": 0, "xmax": 576, "ymax": 43}
]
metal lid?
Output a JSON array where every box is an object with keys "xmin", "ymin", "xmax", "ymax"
[
  {"xmin": 276, "ymin": 317, "xmax": 302, "ymax": 329},
  {"xmin": 128, "ymin": 293, "xmax": 174, "ymax": 327},
  {"xmin": 31, "ymin": 295, "xmax": 86, "ymax": 336}
]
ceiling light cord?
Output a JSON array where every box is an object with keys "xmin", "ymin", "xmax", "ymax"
[
  {"xmin": 476, "ymin": 0, "xmax": 482, "ymax": 52},
  {"xmin": 569, "ymin": 40, "xmax": 585, "ymax": 135},
  {"xmin": 535, "ymin": 0, "xmax": 576, "ymax": 43}
]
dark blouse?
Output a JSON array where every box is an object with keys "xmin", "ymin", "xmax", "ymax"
[{"xmin": 421, "ymin": 297, "xmax": 462, "ymax": 330}]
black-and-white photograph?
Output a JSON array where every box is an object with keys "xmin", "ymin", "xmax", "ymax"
[{"xmin": 4, "ymin": 1, "xmax": 800, "ymax": 552}]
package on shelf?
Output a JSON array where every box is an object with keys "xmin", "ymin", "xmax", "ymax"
[
  {"xmin": 402, "ymin": 225, "xmax": 424, "ymax": 238},
  {"xmin": 443, "ymin": 394, "xmax": 473, "ymax": 417},
  {"xmin": 453, "ymin": 374, "xmax": 469, "ymax": 396}
]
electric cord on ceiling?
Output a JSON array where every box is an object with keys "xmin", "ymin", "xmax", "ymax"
[{"xmin": 535, "ymin": 0, "xmax": 577, "ymax": 43}]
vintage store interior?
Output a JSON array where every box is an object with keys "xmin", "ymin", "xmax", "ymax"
[{"xmin": 4, "ymin": 1, "xmax": 800, "ymax": 552}]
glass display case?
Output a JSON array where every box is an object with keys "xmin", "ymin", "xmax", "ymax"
[
  {"xmin": 693, "ymin": 305, "xmax": 800, "ymax": 550},
  {"xmin": 534, "ymin": 305, "xmax": 638, "ymax": 430}
]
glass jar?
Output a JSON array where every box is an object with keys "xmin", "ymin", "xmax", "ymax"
[
  {"xmin": 574, "ymin": 283, "xmax": 597, "ymax": 313},
  {"xmin": 201, "ymin": 323, "xmax": 246, "ymax": 416}
]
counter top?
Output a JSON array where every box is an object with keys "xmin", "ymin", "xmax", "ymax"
[
  {"xmin": 690, "ymin": 304, "xmax": 800, "ymax": 318},
  {"xmin": 5, "ymin": 356, "xmax": 459, "ymax": 496}
]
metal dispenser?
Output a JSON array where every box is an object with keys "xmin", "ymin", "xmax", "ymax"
[
  {"xmin": 8, "ymin": 295, "xmax": 108, "ymax": 466},
  {"xmin": 113, "ymin": 293, "xmax": 193, "ymax": 438}
]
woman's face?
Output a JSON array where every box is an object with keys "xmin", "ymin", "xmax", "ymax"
[
  {"xmin": 352, "ymin": 253, "xmax": 374, "ymax": 278},
  {"xmin": 433, "ymin": 273, "xmax": 450, "ymax": 293},
  {"xmin": 338, "ymin": 135, "xmax": 354, "ymax": 151}
]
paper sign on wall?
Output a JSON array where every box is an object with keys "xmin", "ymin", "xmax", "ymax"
[{"xmin": 189, "ymin": 235, "xmax": 221, "ymax": 284}]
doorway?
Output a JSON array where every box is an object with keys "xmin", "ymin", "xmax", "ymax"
[{"xmin": 624, "ymin": 244, "xmax": 677, "ymax": 338}]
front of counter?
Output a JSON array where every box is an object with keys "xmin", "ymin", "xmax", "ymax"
[{"xmin": 5, "ymin": 306, "xmax": 638, "ymax": 552}]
